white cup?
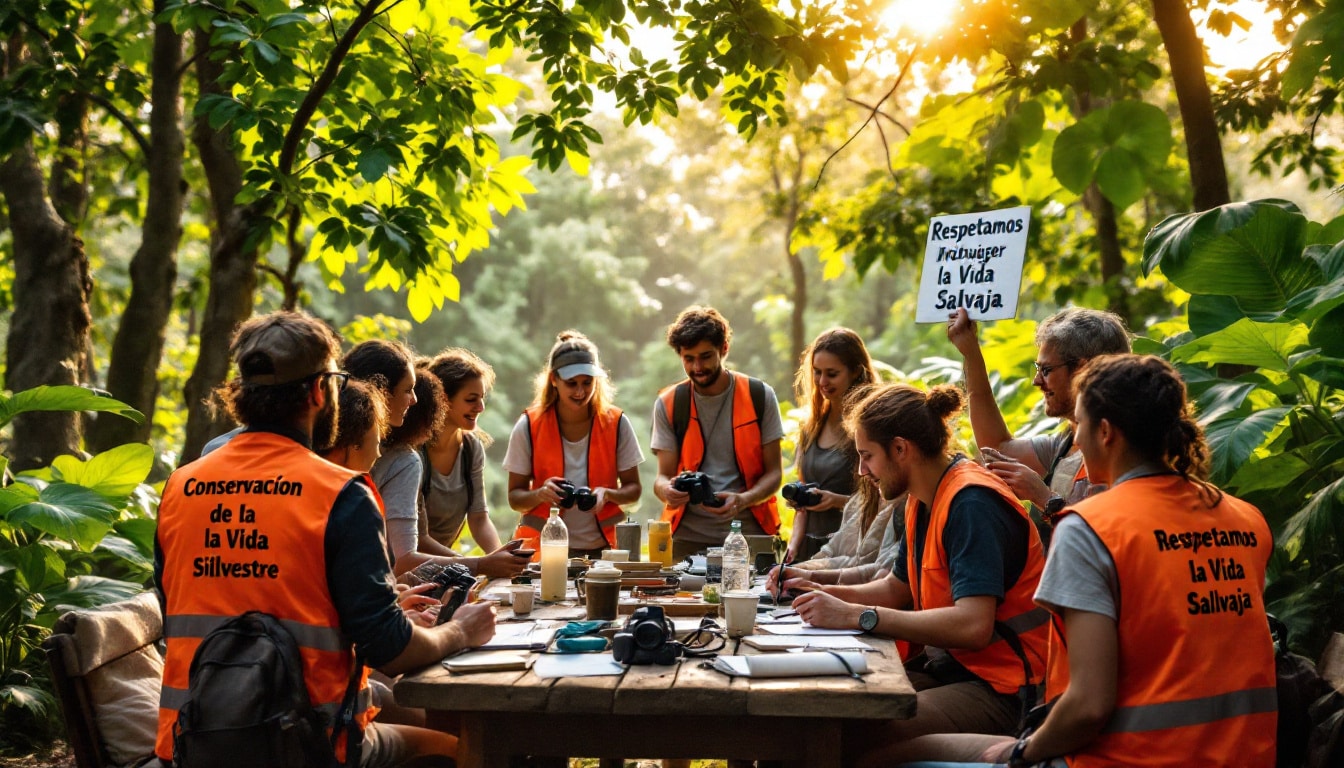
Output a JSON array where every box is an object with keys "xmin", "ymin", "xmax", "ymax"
[
  {"xmin": 601, "ymin": 549, "xmax": 630, "ymax": 562},
  {"xmin": 722, "ymin": 590, "xmax": 759, "ymax": 638},
  {"xmin": 510, "ymin": 585, "xmax": 535, "ymax": 615}
]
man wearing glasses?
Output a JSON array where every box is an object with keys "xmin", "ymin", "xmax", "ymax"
[
  {"xmin": 155, "ymin": 311, "xmax": 494, "ymax": 767},
  {"xmin": 947, "ymin": 306, "xmax": 1130, "ymax": 526}
]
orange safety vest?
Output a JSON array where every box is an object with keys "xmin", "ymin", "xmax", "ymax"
[
  {"xmin": 658, "ymin": 374, "xmax": 780, "ymax": 535},
  {"xmin": 155, "ymin": 431, "xmax": 375, "ymax": 762},
  {"xmin": 513, "ymin": 405, "xmax": 626, "ymax": 551},
  {"xmin": 906, "ymin": 459, "xmax": 1048, "ymax": 695},
  {"xmin": 1044, "ymin": 475, "xmax": 1276, "ymax": 767}
]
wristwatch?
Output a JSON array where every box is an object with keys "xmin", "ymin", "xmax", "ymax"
[
  {"xmin": 1007, "ymin": 735, "xmax": 1032, "ymax": 767},
  {"xmin": 857, "ymin": 607, "xmax": 879, "ymax": 633}
]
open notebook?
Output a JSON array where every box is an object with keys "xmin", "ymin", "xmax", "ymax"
[{"xmin": 710, "ymin": 651, "xmax": 869, "ymax": 678}]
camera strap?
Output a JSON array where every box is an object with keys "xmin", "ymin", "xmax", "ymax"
[{"xmin": 675, "ymin": 617, "xmax": 727, "ymax": 658}]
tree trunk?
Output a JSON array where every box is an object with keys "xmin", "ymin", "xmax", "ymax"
[
  {"xmin": 89, "ymin": 7, "xmax": 185, "ymax": 453},
  {"xmin": 1151, "ymin": 0, "xmax": 1231, "ymax": 211},
  {"xmin": 180, "ymin": 32, "xmax": 259, "ymax": 462},
  {"xmin": 1083, "ymin": 185, "xmax": 1130, "ymax": 322},
  {"xmin": 1, "ymin": 141, "xmax": 93, "ymax": 470}
]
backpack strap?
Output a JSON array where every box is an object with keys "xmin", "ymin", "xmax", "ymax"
[
  {"xmin": 331, "ymin": 648, "xmax": 366, "ymax": 767},
  {"xmin": 748, "ymin": 376, "xmax": 766, "ymax": 422},
  {"xmin": 418, "ymin": 445, "xmax": 433, "ymax": 502},
  {"xmin": 460, "ymin": 433, "xmax": 475, "ymax": 512},
  {"xmin": 1041, "ymin": 430, "xmax": 1075, "ymax": 487},
  {"xmin": 671, "ymin": 381, "xmax": 692, "ymax": 449}
]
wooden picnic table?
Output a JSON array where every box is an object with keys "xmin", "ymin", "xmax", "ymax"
[{"xmin": 395, "ymin": 595, "xmax": 917, "ymax": 768}]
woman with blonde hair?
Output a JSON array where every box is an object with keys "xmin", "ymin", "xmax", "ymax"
[
  {"xmin": 785, "ymin": 328, "xmax": 879, "ymax": 561},
  {"xmin": 505, "ymin": 331, "xmax": 644, "ymax": 558}
]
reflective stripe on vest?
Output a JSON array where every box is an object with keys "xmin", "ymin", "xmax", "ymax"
[
  {"xmin": 658, "ymin": 374, "xmax": 779, "ymax": 535},
  {"xmin": 905, "ymin": 460, "xmax": 1047, "ymax": 695},
  {"xmin": 154, "ymin": 431, "xmax": 374, "ymax": 763},
  {"xmin": 1057, "ymin": 475, "xmax": 1276, "ymax": 767},
  {"xmin": 513, "ymin": 405, "xmax": 625, "ymax": 549}
]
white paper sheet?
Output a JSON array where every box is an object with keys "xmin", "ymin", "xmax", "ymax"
[
  {"xmin": 758, "ymin": 623, "xmax": 863, "ymax": 636},
  {"xmin": 476, "ymin": 621, "xmax": 556, "ymax": 650},
  {"xmin": 711, "ymin": 651, "xmax": 869, "ymax": 677},
  {"xmin": 742, "ymin": 634, "xmax": 877, "ymax": 652},
  {"xmin": 532, "ymin": 653, "xmax": 626, "ymax": 679}
]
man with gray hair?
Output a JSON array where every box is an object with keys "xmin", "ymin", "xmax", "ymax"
[{"xmin": 947, "ymin": 306, "xmax": 1130, "ymax": 520}]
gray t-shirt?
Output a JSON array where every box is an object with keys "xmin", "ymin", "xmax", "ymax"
[
  {"xmin": 1034, "ymin": 514, "xmax": 1119, "ymax": 620},
  {"xmin": 503, "ymin": 412, "xmax": 645, "ymax": 550},
  {"xmin": 423, "ymin": 432, "xmax": 487, "ymax": 549},
  {"xmin": 797, "ymin": 440, "xmax": 857, "ymax": 538},
  {"xmin": 1028, "ymin": 430, "xmax": 1095, "ymax": 503},
  {"xmin": 370, "ymin": 443, "xmax": 421, "ymax": 561},
  {"xmin": 650, "ymin": 373, "xmax": 785, "ymax": 545}
]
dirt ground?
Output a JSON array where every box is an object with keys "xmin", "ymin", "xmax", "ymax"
[{"xmin": 0, "ymin": 743, "xmax": 75, "ymax": 768}]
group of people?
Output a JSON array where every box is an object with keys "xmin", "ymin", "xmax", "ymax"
[{"xmin": 153, "ymin": 300, "xmax": 1279, "ymax": 767}]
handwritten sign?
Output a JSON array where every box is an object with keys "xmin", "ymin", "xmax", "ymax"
[{"xmin": 915, "ymin": 206, "xmax": 1031, "ymax": 323}]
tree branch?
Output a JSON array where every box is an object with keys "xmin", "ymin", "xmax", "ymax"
[
  {"xmin": 89, "ymin": 93, "xmax": 152, "ymax": 158},
  {"xmin": 815, "ymin": 42, "xmax": 921, "ymax": 190},
  {"xmin": 278, "ymin": 0, "xmax": 388, "ymax": 176},
  {"xmin": 844, "ymin": 97, "xmax": 910, "ymax": 135}
]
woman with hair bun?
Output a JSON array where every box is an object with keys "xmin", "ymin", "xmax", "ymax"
[
  {"xmin": 784, "ymin": 382, "xmax": 1048, "ymax": 761},
  {"xmin": 898, "ymin": 355, "xmax": 1275, "ymax": 768},
  {"xmin": 785, "ymin": 327, "xmax": 880, "ymax": 562},
  {"xmin": 505, "ymin": 331, "xmax": 644, "ymax": 558},
  {"xmin": 420, "ymin": 348, "xmax": 504, "ymax": 553}
]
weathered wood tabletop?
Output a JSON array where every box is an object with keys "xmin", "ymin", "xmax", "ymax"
[{"xmin": 395, "ymin": 595, "xmax": 917, "ymax": 768}]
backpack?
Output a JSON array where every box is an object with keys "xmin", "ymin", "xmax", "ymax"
[
  {"xmin": 172, "ymin": 611, "xmax": 362, "ymax": 768},
  {"xmin": 670, "ymin": 376, "xmax": 767, "ymax": 449}
]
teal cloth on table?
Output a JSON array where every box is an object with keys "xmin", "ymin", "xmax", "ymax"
[
  {"xmin": 552, "ymin": 620, "xmax": 611, "ymax": 653},
  {"xmin": 554, "ymin": 620, "xmax": 607, "ymax": 638}
]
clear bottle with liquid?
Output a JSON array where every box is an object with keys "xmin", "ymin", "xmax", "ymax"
[
  {"xmin": 540, "ymin": 508, "xmax": 569, "ymax": 602},
  {"xmin": 721, "ymin": 519, "xmax": 750, "ymax": 593}
]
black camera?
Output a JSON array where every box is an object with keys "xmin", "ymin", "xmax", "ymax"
[
  {"xmin": 782, "ymin": 481, "xmax": 823, "ymax": 508},
  {"xmin": 408, "ymin": 562, "xmax": 478, "ymax": 625},
  {"xmin": 555, "ymin": 480, "xmax": 598, "ymax": 511},
  {"xmin": 612, "ymin": 605, "xmax": 679, "ymax": 665},
  {"xmin": 671, "ymin": 471, "xmax": 725, "ymax": 507}
]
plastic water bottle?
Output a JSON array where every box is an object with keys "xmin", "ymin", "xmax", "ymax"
[
  {"xmin": 540, "ymin": 508, "xmax": 569, "ymax": 602},
  {"xmin": 722, "ymin": 519, "xmax": 750, "ymax": 593}
]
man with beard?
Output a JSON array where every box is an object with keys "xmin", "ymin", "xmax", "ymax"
[
  {"xmin": 947, "ymin": 306, "xmax": 1130, "ymax": 524},
  {"xmin": 788, "ymin": 383, "xmax": 1048, "ymax": 766},
  {"xmin": 154, "ymin": 311, "xmax": 495, "ymax": 767},
  {"xmin": 651, "ymin": 306, "xmax": 784, "ymax": 561}
]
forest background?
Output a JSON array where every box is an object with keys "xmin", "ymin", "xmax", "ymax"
[{"xmin": 2, "ymin": 0, "xmax": 1344, "ymax": 752}]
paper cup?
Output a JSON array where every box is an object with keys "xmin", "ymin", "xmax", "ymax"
[
  {"xmin": 601, "ymin": 549, "xmax": 630, "ymax": 562},
  {"xmin": 722, "ymin": 590, "xmax": 759, "ymax": 638},
  {"xmin": 510, "ymin": 585, "xmax": 535, "ymax": 615}
]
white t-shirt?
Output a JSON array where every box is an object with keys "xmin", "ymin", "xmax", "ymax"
[
  {"xmin": 649, "ymin": 373, "xmax": 785, "ymax": 545},
  {"xmin": 503, "ymin": 411, "xmax": 645, "ymax": 550}
]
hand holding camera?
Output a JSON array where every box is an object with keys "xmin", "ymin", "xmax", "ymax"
[
  {"xmin": 554, "ymin": 479, "xmax": 599, "ymax": 511},
  {"xmin": 782, "ymin": 481, "xmax": 823, "ymax": 509},
  {"xmin": 671, "ymin": 471, "xmax": 725, "ymax": 508}
]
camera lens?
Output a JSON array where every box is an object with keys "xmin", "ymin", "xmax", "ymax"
[{"xmin": 632, "ymin": 619, "xmax": 665, "ymax": 650}]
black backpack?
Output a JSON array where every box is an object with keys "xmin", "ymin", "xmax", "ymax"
[{"xmin": 172, "ymin": 612, "xmax": 362, "ymax": 768}]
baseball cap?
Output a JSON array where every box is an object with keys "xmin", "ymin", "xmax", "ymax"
[
  {"xmin": 232, "ymin": 313, "xmax": 336, "ymax": 386},
  {"xmin": 552, "ymin": 347, "xmax": 605, "ymax": 381}
]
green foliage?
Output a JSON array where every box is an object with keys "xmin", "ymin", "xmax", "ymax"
[
  {"xmin": 1145, "ymin": 198, "xmax": 1344, "ymax": 657},
  {"xmin": 0, "ymin": 391, "xmax": 155, "ymax": 752}
]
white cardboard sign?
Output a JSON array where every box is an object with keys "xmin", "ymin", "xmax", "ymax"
[{"xmin": 915, "ymin": 206, "xmax": 1031, "ymax": 323}]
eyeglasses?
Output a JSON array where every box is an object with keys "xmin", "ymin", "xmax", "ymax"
[
  {"xmin": 1033, "ymin": 359, "xmax": 1076, "ymax": 378},
  {"xmin": 301, "ymin": 370, "xmax": 350, "ymax": 391}
]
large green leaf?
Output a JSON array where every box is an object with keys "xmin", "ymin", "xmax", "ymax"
[
  {"xmin": 1169, "ymin": 318, "xmax": 1310, "ymax": 372},
  {"xmin": 38, "ymin": 575, "xmax": 144, "ymax": 618},
  {"xmin": 1193, "ymin": 381, "xmax": 1259, "ymax": 423},
  {"xmin": 1279, "ymin": 474, "xmax": 1344, "ymax": 553},
  {"xmin": 1187, "ymin": 294, "xmax": 1248, "ymax": 337},
  {"xmin": 0, "ymin": 386, "xmax": 143, "ymax": 430},
  {"xmin": 1105, "ymin": 101, "xmax": 1172, "ymax": 167},
  {"xmin": 1203, "ymin": 406, "xmax": 1291, "ymax": 485},
  {"xmin": 1050, "ymin": 117, "xmax": 1101, "ymax": 194},
  {"xmin": 113, "ymin": 517, "xmax": 159, "ymax": 559},
  {"xmin": 6, "ymin": 483, "xmax": 119, "ymax": 551},
  {"xmin": 1094, "ymin": 147, "xmax": 1146, "ymax": 210},
  {"xmin": 50, "ymin": 443, "xmax": 154, "ymax": 501},
  {"xmin": 1228, "ymin": 452, "xmax": 1312, "ymax": 496},
  {"xmin": 95, "ymin": 535, "xmax": 154, "ymax": 572},
  {"xmin": 1142, "ymin": 200, "xmax": 1324, "ymax": 313},
  {"xmin": 1307, "ymin": 303, "xmax": 1344, "ymax": 358},
  {"xmin": 0, "ymin": 543, "xmax": 67, "ymax": 591}
]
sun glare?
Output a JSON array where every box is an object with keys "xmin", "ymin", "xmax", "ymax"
[
  {"xmin": 880, "ymin": 0, "xmax": 959, "ymax": 39},
  {"xmin": 1196, "ymin": 1, "xmax": 1284, "ymax": 73}
]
